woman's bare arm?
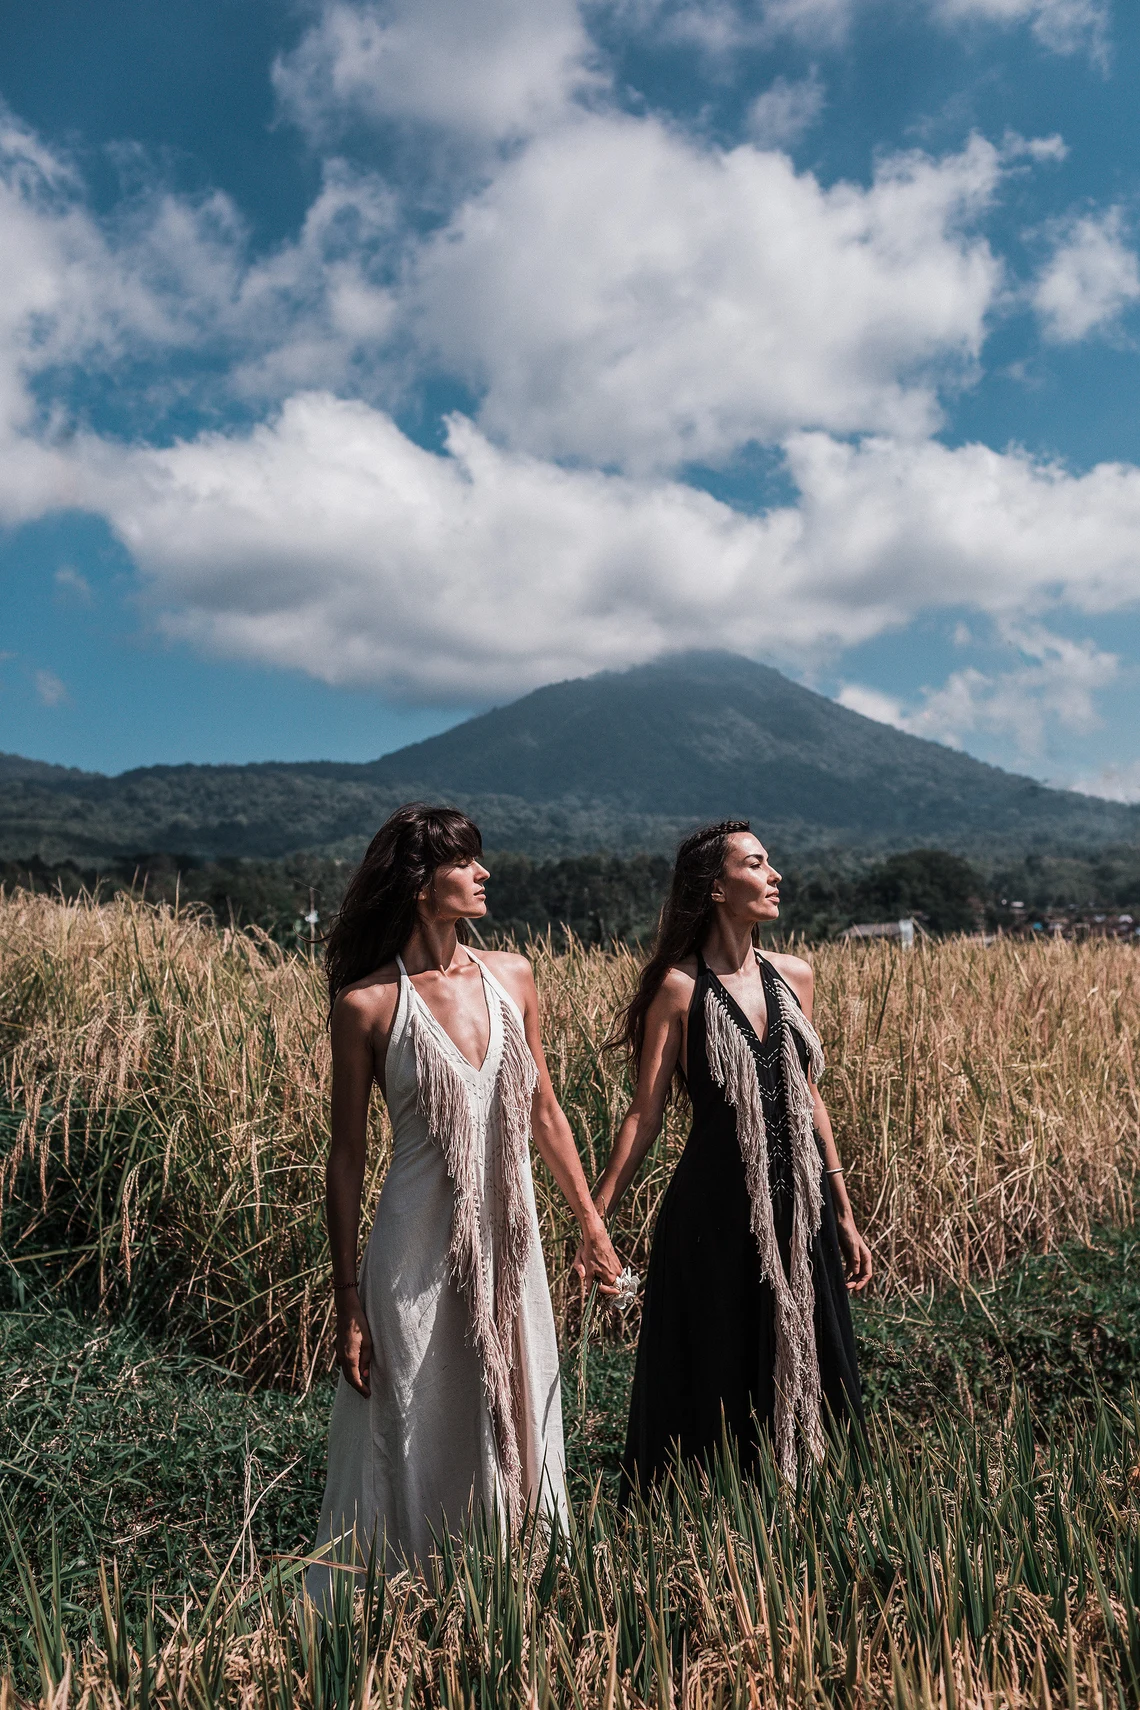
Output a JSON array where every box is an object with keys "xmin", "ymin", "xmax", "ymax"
[
  {"xmin": 492, "ymin": 953, "xmax": 623, "ymax": 1291},
  {"xmin": 587, "ymin": 968, "xmax": 691, "ymax": 1226},
  {"xmin": 327, "ymin": 984, "xmax": 394, "ymax": 1395}
]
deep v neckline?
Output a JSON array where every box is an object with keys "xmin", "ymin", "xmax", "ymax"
[
  {"xmin": 702, "ymin": 950, "xmax": 773, "ymax": 1050},
  {"xmin": 398, "ymin": 951, "xmax": 499, "ymax": 1077}
]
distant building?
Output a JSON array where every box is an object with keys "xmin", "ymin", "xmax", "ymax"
[{"xmin": 840, "ymin": 917, "xmax": 918, "ymax": 948}]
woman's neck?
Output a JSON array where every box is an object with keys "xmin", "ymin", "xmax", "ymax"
[
  {"xmin": 401, "ymin": 915, "xmax": 466, "ymax": 976},
  {"xmin": 701, "ymin": 912, "xmax": 757, "ymax": 976}
]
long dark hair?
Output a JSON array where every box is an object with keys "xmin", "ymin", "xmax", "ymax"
[
  {"xmin": 613, "ymin": 819, "xmax": 753, "ymax": 1080},
  {"xmin": 325, "ymin": 802, "xmax": 483, "ymax": 1014}
]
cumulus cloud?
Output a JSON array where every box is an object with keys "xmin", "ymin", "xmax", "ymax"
[
  {"xmin": 44, "ymin": 395, "xmax": 1134, "ymax": 704},
  {"xmin": 1071, "ymin": 760, "xmax": 1140, "ymax": 804},
  {"xmin": 781, "ymin": 433, "xmax": 1140, "ymax": 628},
  {"xmin": 0, "ymin": 77, "xmax": 1136, "ymax": 763},
  {"xmin": 91, "ymin": 394, "xmax": 803, "ymax": 700},
  {"xmin": 838, "ymin": 630, "xmax": 1119, "ymax": 758},
  {"xmin": 0, "ymin": 113, "xmax": 404, "ymax": 498},
  {"xmin": 747, "ymin": 71, "xmax": 826, "ymax": 150},
  {"xmin": 930, "ymin": 0, "xmax": 1109, "ymax": 63},
  {"xmin": 34, "ymin": 669, "xmax": 68, "ymax": 707},
  {"xmin": 413, "ymin": 118, "xmax": 1006, "ymax": 471},
  {"xmin": 1034, "ymin": 209, "xmax": 1140, "ymax": 343},
  {"xmin": 608, "ymin": 0, "xmax": 853, "ymax": 53},
  {"xmin": 604, "ymin": 0, "xmax": 1107, "ymax": 58},
  {"xmin": 273, "ymin": 0, "xmax": 599, "ymax": 143}
]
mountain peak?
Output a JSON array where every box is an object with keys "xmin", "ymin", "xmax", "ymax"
[
  {"xmin": 2, "ymin": 653, "xmax": 1137, "ymax": 862},
  {"xmin": 366, "ymin": 649, "xmax": 1081, "ymax": 841}
]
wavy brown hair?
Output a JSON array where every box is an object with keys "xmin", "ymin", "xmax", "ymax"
[
  {"xmin": 324, "ymin": 802, "xmax": 482, "ymax": 1015},
  {"xmin": 613, "ymin": 819, "xmax": 753, "ymax": 1080}
]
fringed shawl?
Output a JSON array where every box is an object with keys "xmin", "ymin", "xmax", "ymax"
[
  {"xmin": 703, "ymin": 956, "xmax": 827, "ymax": 1481},
  {"xmin": 407, "ymin": 956, "xmax": 538, "ymax": 1520}
]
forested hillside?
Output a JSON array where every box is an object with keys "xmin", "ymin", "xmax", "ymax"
[{"xmin": 3, "ymin": 653, "xmax": 1138, "ymax": 864}]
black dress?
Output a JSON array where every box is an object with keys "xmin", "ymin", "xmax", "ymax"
[{"xmin": 622, "ymin": 952, "xmax": 863, "ymax": 1492}]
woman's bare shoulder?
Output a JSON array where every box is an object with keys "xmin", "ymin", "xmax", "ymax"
[
  {"xmin": 332, "ymin": 963, "xmax": 402, "ymax": 1036},
  {"xmin": 477, "ymin": 947, "xmax": 531, "ymax": 975},
  {"xmin": 655, "ymin": 957, "xmax": 698, "ymax": 1010},
  {"xmin": 476, "ymin": 948, "xmax": 535, "ymax": 1001},
  {"xmin": 763, "ymin": 950, "xmax": 813, "ymax": 1005}
]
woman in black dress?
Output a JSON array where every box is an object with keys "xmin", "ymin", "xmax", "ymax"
[{"xmin": 576, "ymin": 820, "xmax": 871, "ymax": 1490}]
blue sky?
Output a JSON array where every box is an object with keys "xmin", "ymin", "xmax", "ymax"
[{"xmin": 2, "ymin": 0, "xmax": 1139, "ymax": 799}]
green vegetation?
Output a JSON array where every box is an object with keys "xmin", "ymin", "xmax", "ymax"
[
  {"xmin": 5, "ymin": 653, "xmax": 1140, "ymax": 865},
  {"xmin": 5, "ymin": 898, "xmax": 1140, "ymax": 1704},
  {"xmin": 570, "ymin": 1223, "xmax": 1140, "ymax": 1489},
  {"xmin": 0, "ymin": 1304, "xmax": 331, "ymax": 1639},
  {"xmin": 7, "ymin": 1228, "xmax": 1140, "ymax": 1699},
  {"xmin": 0, "ymin": 851, "xmax": 355, "ymax": 950},
  {"xmin": 9, "ymin": 842, "xmax": 1139, "ymax": 947},
  {"xmin": 990, "ymin": 845, "xmax": 1140, "ymax": 916}
]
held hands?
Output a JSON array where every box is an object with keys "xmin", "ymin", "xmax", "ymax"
[
  {"xmin": 334, "ymin": 1286, "xmax": 373, "ymax": 1396},
  {"xmin": 571, "ymin": 1206, "xmax": 623, "ymax": 1302},
  {"xmin": 836, "ymin": 1214, "xmax": 873, "ymax": 1293}
]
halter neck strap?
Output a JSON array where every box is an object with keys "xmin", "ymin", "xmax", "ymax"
[{"xmin": 396, "ymin": 947, "xmax": 482, "ymax": 978}]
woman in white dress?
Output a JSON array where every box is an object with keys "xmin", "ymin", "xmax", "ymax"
[{"xmin": 306, "ymin": 803, "xmax": 621, "ymax": 1599}]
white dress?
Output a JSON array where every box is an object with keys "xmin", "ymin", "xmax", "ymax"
[{"xmin": 306, "ymin": 950, "xmax": 568, "ymax": 1599}]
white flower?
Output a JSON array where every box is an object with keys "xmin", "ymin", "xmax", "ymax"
[{"xmin": 612, "ymin": 1267, "xmax": 641, "ymax": 1313}]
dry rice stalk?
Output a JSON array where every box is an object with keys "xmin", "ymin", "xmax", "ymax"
[{"xmin": 2, "ymin": 893, "xmax": 1138, "ymax": 1384}]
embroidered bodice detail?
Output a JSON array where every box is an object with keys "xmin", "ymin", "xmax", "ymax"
[
  {"xmin": 700, "ymin": 951, "xmax": 828, "ymax": 1479},
  {"xmin": 395, "ymin": 951, "xmax": 538, "ymax": 1518}
]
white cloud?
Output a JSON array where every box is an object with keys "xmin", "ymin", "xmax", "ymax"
[
  {"xmin": 91, "ymin": 393, "xmax": 803, "ymax": 701},
  {"xmin": 1034, "ymin": 209, "xmax": 1140, "ymax": 343},
  {"xmin": 49, "ymin": 396, "xmax": 1137, "ymax": 705},
  {"xmin": 747, "ymin": 71, "xmax": 826, "ymax": 150},
  {"xmin": 626, "ymin": 0, "xmax": 853, "ymax": 52},
  {"xmin": 34, "ymin": 669, "xmax": 68, "ymax": 707},
  {"xmin": 780, "ymin": 432, "xmax": 1140, "ymax": 629},
  {"xmin": 0, "ymin": 116, "xmax": 403, "ymax": 507},
  {"xmin": 603, "ymin": 0, "xmax": 1107, "ymax": 58},
  {"xmin": 838, "ymin": 629, "xmax": 1119, "ymax": 758},
  {"xmin": 413, "ymin": 117, "xmax": 1006, "ymax": 471},
  {"xmin": 273, "ymin": 0, "xmax": 599, "ymax": 143},
  {"xmin": 835, "ymin": 683, "xmax": 910, "ymax": 726},
  {"xmin": 1071, "ymin": 760, "xmax": 1140, "ymax": 804},
  {"xmin": 0, "ymin": 90, "xmax": 1136, "ymax": 745},
  {"xmin": 930, "ymin": 0, "xmax": 1109, "ymax": 63},
  {"xmin": 54, "ymin": 565, "xmax": 93, "ymax": 604}
]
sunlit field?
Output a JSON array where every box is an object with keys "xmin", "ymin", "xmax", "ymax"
[{"xmin": 3, "ymin": 890, "xmax": 1140, "ymax": 1706}]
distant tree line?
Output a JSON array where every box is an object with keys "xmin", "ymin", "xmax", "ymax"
[{"xmin": 5, "ymin": 843, "xmax": 1140, "ymax": 949}]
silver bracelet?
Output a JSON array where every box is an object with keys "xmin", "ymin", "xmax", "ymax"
[{"xmin": 825, "ymin": 1166, "xmax": 844, "ymax": 1177}]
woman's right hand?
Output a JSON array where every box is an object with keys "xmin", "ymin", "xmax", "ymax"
[
  {"xmin": 335, "ymin": 1287, "xmax": 373, "ymax": 1396},
  {"xmin": 571, "ymin": 1203, "xmax": 624, "ymax": 1301}
]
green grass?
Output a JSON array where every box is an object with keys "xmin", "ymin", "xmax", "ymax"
[
  {"xmin": 11, "ymin": 1375, "xmax": 1140, "ymax": 1708},
  {"xmin": 860, "ymin": 1221, "xmax": 1140, "ymax": 1419},
  {"xmin": 0, "ymin": 1304, "xmax": 332, "ymax": 1662},
  {"xmin": 6, "ymin": 1222, "xmax": 1140, "ymax": 1671}
]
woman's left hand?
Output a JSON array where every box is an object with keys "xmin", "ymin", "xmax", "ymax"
[
  {"xmin": 571, "ymin": 1214, "xmax": 623, "ymax": 1301},
  {"xmin": 837, "ymin": 1215, "xmax": 873, "ymax": 1293}
]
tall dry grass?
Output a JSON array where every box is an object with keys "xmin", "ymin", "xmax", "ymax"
[
  {"xmin": 1, "ymin": 890, "xmax": 1139, "ymax": 1388},
  {"xmin": 13, "ymin": 1391, "xmax": 1140, "ymax": 1710}
]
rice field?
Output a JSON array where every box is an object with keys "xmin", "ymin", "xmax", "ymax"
[
  {"xmin": 3, "ymin": 889, "xmax": 1140, "ymax": 1707},
  {"xmin": 2, "ymin": 891, "xmax": 1137, "ymax": 1383},
  {"xmin": 12, "ymin": 1390, "xmax": 1140, "ymax": 1710}
]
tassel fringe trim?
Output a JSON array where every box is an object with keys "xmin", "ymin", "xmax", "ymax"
[
  {"xmin": 411, "ymin": 983, "xmax": 538, "ymax": 1522},
  {"xmin": 703, "ymin": 969, "xmax": 827, "ymax": 1481}
]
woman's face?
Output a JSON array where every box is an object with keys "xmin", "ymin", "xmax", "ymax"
[
  {"xmin": 712, "ymin": 831, "xmax": 782, "ymax": 923},
  {"xmin": 421, "ymin": 856, "xmax": 490, "ymax": 921}
]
